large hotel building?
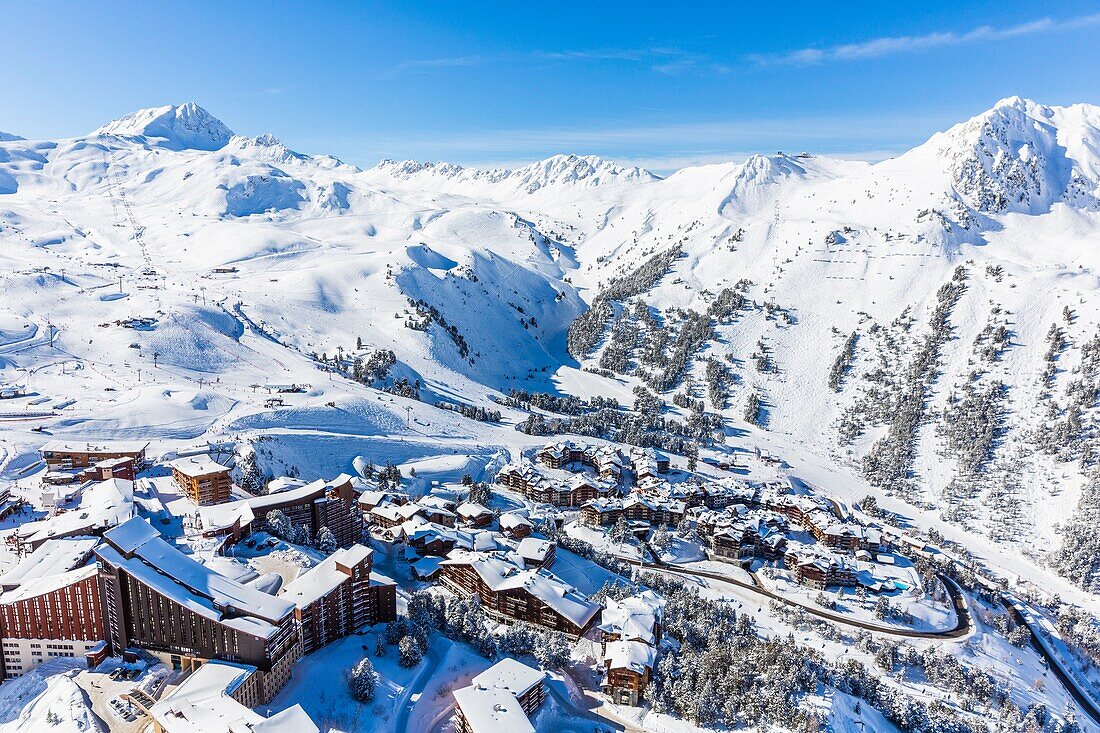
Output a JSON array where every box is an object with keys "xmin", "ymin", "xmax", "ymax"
[{"xmin": 95, "ymin": 517, "xmax": 301, "ymax": 702}]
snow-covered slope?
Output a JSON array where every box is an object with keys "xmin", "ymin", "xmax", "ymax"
[{"xmin": 2, "ymin": 97, "xmax": 1100, "ymax": 576}]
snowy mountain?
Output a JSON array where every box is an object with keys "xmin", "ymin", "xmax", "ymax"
[
  {"xmin": 370, "ymin": 153, "xmax": 658, "ymax": 195},
  {"xmin": 3, "ymin": 97, "xmax": 1100, "ymax": 591},
  {"xmin": 93, "ymin": 101, "xmax": 234, "ymax": 150}
]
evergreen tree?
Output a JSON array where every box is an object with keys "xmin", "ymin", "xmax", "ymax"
[
  {"xmin": 398, "ymin": 635, "xmax": 425, "ymax": 667},
  {"xmin": 315, "ymin": 526, "xmax": 337, "ymax": 554},
  {"xmin": 347, "ymin": 657, "xmax": 378, "ymax": 702},
  {"xmin": 237, "ymin": 450, "xmax": 265, "ymax": 494},
  {"xmin": 265, "ymin": 510, "xmax": 290, "ymax": 539}
]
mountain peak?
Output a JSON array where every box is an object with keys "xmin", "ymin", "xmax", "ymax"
[
  {"xmin": 372, "ymin": 153, "xmax": 657, "ymax": 193},
  {"xmin": 0, "ymin": 131, "xmax": 24, "ymax": 142},
  {"xmin": 93, "ymin": 102, "xmax": 233, "ymax": 151},
  {"xmin": 899, "ymin": 97, "xmax": 1100, "ymax": 215}
]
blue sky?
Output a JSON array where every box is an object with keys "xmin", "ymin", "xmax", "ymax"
[{"xmin": 3, "ymin": 1, "xmax": 1099, "ymax": 172}]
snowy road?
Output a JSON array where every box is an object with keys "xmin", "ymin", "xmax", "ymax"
[{"xmin": 634, "ymin": 554, "xmax": 973, "ymax": 639}]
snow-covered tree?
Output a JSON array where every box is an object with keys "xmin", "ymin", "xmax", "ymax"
[
  {"xmin": 610, "ymin": 515, "xmax": 632, "ymax": 545},
  {"xmin": 347, "ymin": 657, "xmax": 378, "ymax": 702},
  {"xmin": 315, "ymin": 526, "xmax": 337, "ymax": 555},
  {"xmin": 237, "ymin": 450, "xmax": 266, "ymax": 494},
  {"xmin": 534, "ymin": 631, "xmax": 571, "ymax": 670},
  {"xmin": 266, "ymin": 510, "xmax": 290, "ymax": 539},
  {"xmin": 398, "ymin": 635, "xmax": 424, "ymax": 667}
]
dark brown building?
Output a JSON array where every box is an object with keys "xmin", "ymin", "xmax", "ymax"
[
  {"xmin": 439, "ymin": 551, "xmax": 600, "ymax": 637},
  {"xmin": 279, "ymin": 544, "xmax": 397, "ymax": 654},
  {"xmin": 40, "ymin": 440, "xmax": 149, "ymax": 471},
  {"xmin": 601, "ymin": 640, "xmax": 656, "ymax": 706},
  {"xmin": 95, "ymin": 518, "xmax": 301, "ymax": 703},
  {"xmin": 170, "ymin": 455, "xmax": 233, "ymax": 505},
  {"xmin": 82, "ymin": 456, "xmax": 137, "ymax": 482},
  {"xmin": 198, "ymin": 475, "xmax": 363, "ymax": 549}
]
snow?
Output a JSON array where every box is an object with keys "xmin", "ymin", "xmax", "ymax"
[
  {"xmin": 470, "ymin": 657, "xmax": 545, "ymax": 698},
  {"xmin": 94, "ymin": 102, "xmax": 233, "ymax": 152},
  {"xmin": 0, "ymin": 659, "xmax": 103, "ymax": 733},
  {"xmin": 0, "ymin": 535, "xmax": 98, "ymax": 589},
  {"xmin": 3, "ymin": 97, "xmax": 1100, "ymax": 730},
  {"xmin": 148, "ymin": 660, "xmax": 317, "ymax": 733}
]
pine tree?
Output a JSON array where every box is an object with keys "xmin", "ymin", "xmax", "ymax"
[
  {"xmin": 347, "ymin": 657, "xmax": 378, "ymax": 702},
  {"xmin": 534, "ymin": 631, "xmax": 572, "ymax": 670},
  {"xmin": 237, "ymin": 450, "xmax": 265, "ymax": 494},
  {"xmin": 315, "ymin": 526, "xmax": 337, "ymax": 554},
  {"xmin": 610, "ymin": 515, "xmax": 632, "ymax": 544},
  {"xmin": 266, "ymin": 509, "xmax": 290, "ymax": 539},
  {"xmin": 398, "ymin": 635, "xmax": 424, "ymax": 667}
]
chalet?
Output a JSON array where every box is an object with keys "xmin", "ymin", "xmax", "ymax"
[
  {"xmin": 516, "ymin": 537, "xmax": 555, "ymax": 568},
  {"xmin": 498, "ymin": 512, "xmax": 533, "ymax": 539},
  {"xmin": 537, "ymin": 440, "xmax": 625, "ymax": 481},
  {"xmin": 439, "ymin": 550, "xmax": 600, "ymax": 637},
  {"xmin": 496, "ymin": 462, "xmax": 612, "ymax": 507},
  {"xmin": 357, "ymin": 490, "xmax": 409, "ymax": 514},
  {"xmin": 602, "ymin": 640, "xmax": 657, "ymax": 706},
  {"xmin": 598, "ymin": 591, "xmax": 663, "ymax": 650},
  {"xmin": 629, "ymin": 447, "xmax": 669, "ymax": 478},
  {"xmin": 788, "ymin": 551, "xmax": 858, "ymax": 590},
  {"xmin": 453, "ymin": 658, "xmax": 545, "ymax": 733},
  {"xmin": 370, "ymin": 502, "xmax": 423, "ymax": 530},
  {"xmin": 456, "ymin": 502, "xmax": 493, "ymax": 529},
  {"xmin": 622, "ymin": 495, "xmax": 685, "ymax": 527}
]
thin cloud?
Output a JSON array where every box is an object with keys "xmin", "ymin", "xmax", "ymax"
[
  {"xmin": 379, "ymin": 46, "xmax": 717, "ymax": 77},
  {"xmin": 315, "ymin": 110, "xmax": 951, "ymax": 173},
  {"xmin": 749, "ymin": 12, "xmax": 1100, "ymax": 66}
]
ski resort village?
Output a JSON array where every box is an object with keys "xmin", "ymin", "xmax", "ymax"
[{"xmin": 2, "ymin": 93, "xmax": 1100, "ymax": 733}]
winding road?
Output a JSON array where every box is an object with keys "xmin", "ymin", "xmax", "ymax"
[
  {"xmin": 1003, "ymin": 598, "xmax": 1100, "ymax": 728},
  {"xmin": 630, "ymin": 552, "xmax": 973, "ymax": 639}
]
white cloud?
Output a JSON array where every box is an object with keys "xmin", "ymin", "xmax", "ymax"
[{"xmin": 749, "ymin": 12, "xmax": 1100, "ymax": 66}]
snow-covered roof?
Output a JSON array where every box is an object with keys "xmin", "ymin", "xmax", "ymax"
[
  {"xmin": 453, "ymin": 684, "xmax": 535, "ymax": 733},
  {"xmin": 471, "ymin": 657, "xmax": 545, "ymax": 698},
  {"xmin": 0, "ymin": 536, "xmax": 99, "ymax": 590},
  {"xmin": 100, "ymin": 518, "xmax": 295, "ymax": 635},
  {"xmin": 443, "ymin": 550, "xmax": 600, "ymax": 627},
  {"xmin": 149, "ymin": 660, "xmax": 318, "ymax": 733},
  {"xmin": 516, "ymin": 537, "xmax": 553, "ymax": 563},
  {"xmin": 40, "ymin": 439, "xmax": 148, "ymax": 454},
  {"xmin": 103, "ymin": 513, "xmax": 161, "ymax": 553},
  {"xmin": 280, "ymin": 544, "xmax": 372, "ymax": 608},
  {"xmin": 598, "ymin": 591, "xmax": 664, "ymax": 645},
  {"xmin": 14, "ymin": 479, "xmax": 134, "ymax": 544},
  {"xmin": 170, "ymin": 454, "xmax": 231, "ymax": 477},
  {"xmin": 498, "ymin": 512, "xmax": 532, "ymax": 530},
  {"xmin": 457, "ymin": 501, "xmax": 491, "ymax": 518},
  {"xmin": 605, "ymin": 639, "xmax": 657, "ymax": 674},
  {"xmin": 0, "ymin": 564, "xmax": 99, "ymax": 604}
]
